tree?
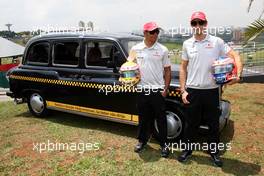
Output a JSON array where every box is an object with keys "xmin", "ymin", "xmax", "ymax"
[
  {"xmin": 87, "ymin": 21, "xmax": 94, "ymax": 31},
  {"xmin": 78, "ymin": 21, "xmax": 85, "ymax": 29},
  {"xmin": 244, "ymin": 19, "xmax": 264, "ymax": 41},
  {"xmin": 244, "ymin": 0, "xmax": 264, "ymax": 42}
]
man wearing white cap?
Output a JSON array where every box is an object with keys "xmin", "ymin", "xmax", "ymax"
[
  {"xmin": 129, "ymin": 22, "xmax": 171, "ymax": 158},
  {"xmin": 178, "ymin": 11, "xmax": 243, "ymax": 167}
]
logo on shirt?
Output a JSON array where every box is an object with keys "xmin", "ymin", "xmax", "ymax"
[
  {"xmin": 135, "ymin": 50, "xmax": 144, "ymax": 60},
  {"xmin": 205, "ymin": 42, "xmax": 214, "ymax": 48},
  {"xmin": 153, "ymin": 51, "xmax": 161, "ymax": 57},
  {"xmin": 190, "ymin": 50, "xmax": 198, "ymax": 54}
]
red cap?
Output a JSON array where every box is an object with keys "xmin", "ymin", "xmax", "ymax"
[
  {"xmin": 191, "ymin": 11, "xmax": 207, "ymax": 21},
  {"xmin": 143, "ymin": 22, "xmax": 160, "ymax": 31}
]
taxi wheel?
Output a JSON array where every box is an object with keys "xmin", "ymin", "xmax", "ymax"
[
  {"xmin": 27, "ymin": 92, "xmax": 49, "ymax": 117},
  {"xmin": 154, "ymin": 109, "xmax": 184, "ymax": 142}
]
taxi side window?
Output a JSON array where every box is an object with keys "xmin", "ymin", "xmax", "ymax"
[
  {"xmin": 85, "ymin": 41, "xmax": 124, "ymax": 67},
  {"xmin": 53, "ymin": 41, "xmax": 80, "ymax": 66},
  {"xmin": 27, "ymin": 42, "xmax": 49, "ymax": 65}
]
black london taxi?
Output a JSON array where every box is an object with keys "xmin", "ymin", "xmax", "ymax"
[{"xmin": 6, "ymin": 33, "xmax": 231, "ymax": 141}]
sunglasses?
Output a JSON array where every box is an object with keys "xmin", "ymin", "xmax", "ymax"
[
  {"xmin": 191, "ymin": 20, "xmax": 207, "ymax": 26},
  {"xmin": 148, "ymin": 29, "xmax": 160, "ymax": 35}
]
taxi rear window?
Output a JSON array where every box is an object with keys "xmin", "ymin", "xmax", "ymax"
[{"xmin": 53, "ymin": 41, "xmax": 80, "ymax": 66}]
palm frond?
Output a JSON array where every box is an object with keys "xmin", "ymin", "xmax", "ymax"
[{"xmin": 244, "ymin": 19, "xmax": 264, "ymax": 43}]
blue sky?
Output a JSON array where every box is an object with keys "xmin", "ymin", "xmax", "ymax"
[{"xmin": 0, "ymin": 0, "xmax": 263, "ymax": 32}]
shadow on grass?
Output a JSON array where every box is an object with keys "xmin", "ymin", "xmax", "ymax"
[
  {"xmin": 198, "ymin": 120, "xmax": 235, "ymax": 154},
  {"xmin": 220, "ymin": 120, "xmax": 235, "ymax": 154},
  {"xmin": 178, "ymin": 120, "xmax": 235, "ymax": 156},
  {"xmin": 174, "ymin": 154, "xmax": 261, "ymax": 175},
  {"xmin": 136, "ymin": 144, "xmax": 182, "ymax": 162},
  {"xmin": 17, "ymin": 110, "xmax": 138, "ymax": 139},
  {"xmin": 17, "ymin": 111, "xmax": 261, "ymax": 175},
  {"xmin": 16, "ymin": 112, "xmax": 235, "ymax": 152},
  {"xmin": 137, "ymin": 145, "xmax": 161, "ymax": 162},
  {"xmin": 16, "ymin": 111, "xmax": 33, "ymax": 118}
]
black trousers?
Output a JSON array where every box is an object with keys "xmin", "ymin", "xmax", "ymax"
[
  {"xmin": 137, "ymin": 91, "xmax": 167, "ymax": 147},
  {"xmin": 183, "ymin": 88, "xmax": 221, "ymax": 153}
]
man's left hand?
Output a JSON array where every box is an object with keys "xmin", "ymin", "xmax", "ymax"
[{"xmin": 161, "ymin": 90, "xmax": 167, "ymax": 97}]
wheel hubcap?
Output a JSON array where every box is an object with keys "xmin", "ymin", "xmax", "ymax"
[
  {"xmin": 30, "ymin": 93, "xmax": 44, "ymax": 114},
  {"xmin": 155, "ymin": 111, "xmax": 183, "ymax": 139}
]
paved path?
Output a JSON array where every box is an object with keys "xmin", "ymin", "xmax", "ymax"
[
  {"xmin": 243, "ymin": 66, "xmax": 264, "ymax": 75},
  {"xmin": 0, "ymin": 88, "xmax": 12, "ymax": 102},
  {"xmin": 0, "ymin": 95, "xmax": 12, "ymax": 102}
]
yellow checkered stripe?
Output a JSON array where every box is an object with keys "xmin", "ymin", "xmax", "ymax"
[
  {"xmin": 168, "ymin": 90, "xmax": 181, "ymax": 97},
  {"xmin": 9, "ymin": 75, "xmax": 136, "ymax": 91},
  {"xmin": 9, "ymin": 74, "xmax": 181, "ymax": 96},
  {"xmin": 9, "ymin": 75, "xmax": 101, "ymax": 88}
]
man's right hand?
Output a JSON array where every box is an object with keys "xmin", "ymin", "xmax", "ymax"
[{"xmin": 181, "ymin": 91, "xmax": 190, "ymax": 104}]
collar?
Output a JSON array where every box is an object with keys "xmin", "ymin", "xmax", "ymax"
[
  {"xmin": 141, "ymin": 39, "xmax": 158, "ymax": 50},
  {"xmin": 191, "ymin": 34, "xmax": 210, "ymax": 44}
]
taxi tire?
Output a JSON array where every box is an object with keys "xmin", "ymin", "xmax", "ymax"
[
  {"xmin": 153, "ymin": 108, "xmax": 185, "ymax": 143},
  {"xmin": 27, "ymin": 92, "xmax": 49, "ymax": 117}
]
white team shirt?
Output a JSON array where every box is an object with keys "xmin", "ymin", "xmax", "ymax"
[
  {"xmin": 131, "ymin": 41, "xmax": 171, "ymax": 89},
  {"xmin": 182, "ymin": 34, "xmax": 231, "ymax": 89}
]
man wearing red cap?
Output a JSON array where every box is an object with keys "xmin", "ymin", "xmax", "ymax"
[
  {"xmin": 129, "ymin": 22, "xmax": 171, "ymax": 158},
  {"xmin": 178, "ymin": 12, "xmax": 243, "ymax": 167}
]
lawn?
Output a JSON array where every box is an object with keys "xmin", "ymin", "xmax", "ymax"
[
  {"xmin": 161, "ymin": 42, "xmax": 264, "ymax": 65},
  {"xmin": 240, "ymin": 49, "xmax": 264, "ymax": 66},
  {"xmin": 161, "ymin": 42, "xmax": 182, "ymax": 51},
  {"xmin": 161, "ymin": 42, "xmax": 182, "ymax": 64},
  {"xmin": 0, "ymin": 83, "xmax": 263, "ymax": 175}
]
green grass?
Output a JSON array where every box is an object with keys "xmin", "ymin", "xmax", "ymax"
[
  {"xmin": 161, "ymin": 42, "xmax": 182, "ymax": 51},
  {"xmin": 239, "ymin": 49, "xmax": 264, "ymax": 66},
  {"xmin": 169, "ymin": 54, "xmax": 181, "ymax": 64},
  {"xmin": 161, "ymin": 42, "xmax": 182, "ymax": 64},
  {"xmin": 161, "ymin": 42, "xmax": 264, "ymax": 65},
  {"xmin": 0, "ymin": 83, "xmax": 263, "ymax": 175}
]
